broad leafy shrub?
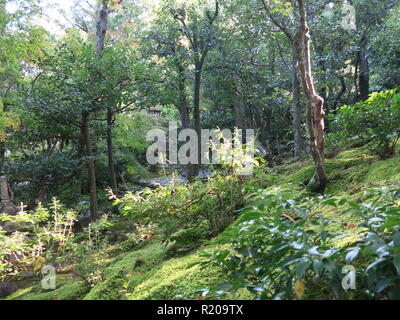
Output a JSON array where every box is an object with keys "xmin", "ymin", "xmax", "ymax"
[
  {"xmin": 197, "ymin": 185, "xmax": 400, "ymax": 300},
  {"xmin": 327, "ymin": 90, "xmax": 400, "ymax": 159},
  {"xmin": 5, "ymin": 152, "xmax": 80, "ymax": 207},
  {"xmin": 112, "ymin": 173, "xmax": 246, "ymax": 244}
]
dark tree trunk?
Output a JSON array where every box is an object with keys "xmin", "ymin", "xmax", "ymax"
[
  {"xmin": 333, "ymin": 76, "xmax": 346, "ymax": 114},
  {"xmin": 262, "ymin": 0, "xmax": 304, "ymax": 158},
  {"xmin": 232, "ymin": 98, "xmax": 247, "ymax": 130},
  {"xmin": 81, "ymin": 113, "xmax": 98, "ymax": 221},
  {"xmin": 107, "ymin": 108, "xmax": 118, "ymax": 191},
  {"xmin": 37, "ymin": 185, "xmax": 48, "ymax": 204},
  {"xmin": 81, "ymin": 0, "xmax": 111, "ymax": 221},
  {"xmin": 176, "ymin": 63, "xmax": 195, "ymax": 178},
  {"xmin": 0, "ymin": 142, "xmax": 5, "ymax": 168},
  {"xmin": 172, "ymin": 1, "xmax": 219, "ymax": 180},
  {"xmin": 188, "ymin": 63, "xmax": 203, "ymax": 179},
  {"xmin": 96, "ymin": 1, "xmax": 109, "ymax": 52},
  {"xmin": 0, "ymin": 99, "xmax": 8, "ymax": 168},
  {"xmin": 75, "ymin": 134, "xmax": 86, "ymax": 195},
  {"xmin": 232, "ymin": 82, "xmax": 251, "ymax": 130},
  {"xmin": 291, "ymin": 45, "xmax": 303, "ymax": 157},
  {"xmin": 177, "ymin": 64, "xmax": 190, "ymax": 129},
  {"xmin": 359, "ymin": 50, "xmax": 370, "ymax": 101},
  {"xmin": 294, "ymin": 0, "xmax": 327, "ymax": 194}
]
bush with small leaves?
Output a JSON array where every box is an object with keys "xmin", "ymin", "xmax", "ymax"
[{"xmin": 327, "ymin": 90, "xmax": 400, "ymax": 159}]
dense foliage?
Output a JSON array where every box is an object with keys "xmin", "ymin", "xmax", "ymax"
[
  {"xmin": 328, "ymin": 90, "xmax": 400, "ymax": 159},
  {"xmin": 0, "ymin": 0, "xmax": 399, "ymax": 301},
  {"xmin": 199, "ymin": 185, "xmax": 400, "ymax": 300},
  {"xmin": 114, "ymin": 173, "xmax": 246, "ymax": 246}
]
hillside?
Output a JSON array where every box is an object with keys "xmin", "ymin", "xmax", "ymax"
[
  {"xmin": 1, "ymin": 0, "xmax": 400, "ymax": 303},
  {"xmin": 4, "ymin": 144, "xmax": 399, "ymax": 300}
]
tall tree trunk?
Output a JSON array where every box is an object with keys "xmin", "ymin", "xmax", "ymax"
[
  {"xmin": 333, "ymin": 76, "xmax": 346, "ymax": 114},
  {"xmin": 176, "ymin": 63, "xmax": 195, "ymax": 177},
  {"xmin": 359, "ymin": 50, "xmax": 370, "ymax": 101},
  {"xmin": 75, "ymin": 134, "xmax": 86, "ymax": 195},
  {"xmin": 291, "ymin": 45, "xmax": 303, "ymax": 157},
  {"xmin": 81, "ymin": 114, "xmax": 98, "ymax": 220},
  {"xmin": 107, "ymin": 107, "xmax": 118, "ymax": 191},
  {"xmin": 0, "ymin": 142, "xmax": 5, "ymax": 168},
  {"xmin": 232, "ymin": 98, "xmax": 247, "ymax": 130},
  {"xmin": 83, "ymin": 0, "xmax": 111, "ymax": 220},
  {"xmin": 188, "ymin": 63, "xmax": 203, "ymax": 179},
  {"xmin": 96, "ymin": 1, "xmax": 109, "ymax": 52},
  {"xmin": 294, "ymin": 0, "xmax": 327, "ymax": 194},
  {"xmin": 177, "ymin": 64, "xmax": 190, "ymax": 129},
  {"xmin": 0, "ymin": 98, "xmax": 8, "ymax": 167},
  {"xmin": 36, "ymin": 185, "xmax": 48, "ymax": 204}
]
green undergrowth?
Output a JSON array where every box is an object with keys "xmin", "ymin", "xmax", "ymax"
[
  {"xmin": 6, "ymin": 145, "xmax": 400, "ymax": 300},
  {"xmin": 281, "ymin": 146, "xmax": 400, "ymax": 193},
  {"xmin": 278, "ymin": 146, "xmax": 400, "ymax": 245}
]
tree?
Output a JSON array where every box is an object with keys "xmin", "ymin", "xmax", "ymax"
[
  {"xmin": 0, "ymin": 0, "xmax": 47, "ymax": 166},
  {"xmin": 261, "ymin": 0, "xmax": 304, "ymax": 157},
  {"xmin": 366, "ymin": 2, "xmax": 400, "ymax": 90},
  {"xmin": 293, "ymin": 0, "xmax": 327, "ymax": 193},
  {"xmin": 169, "ymin": 0, "xmax": 220, "ymax": 178},
  {"xmin": 143, "ymin": 16, "xmax": 191, "ymax": 129},
  {"xmin": 82, "ymin": 0, "xmax": 123, "ymax": 219}
]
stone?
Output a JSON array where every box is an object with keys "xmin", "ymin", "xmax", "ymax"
[
  {"xmin": 0, "ymin": 282, "xmax": 18, "ymax": 298},
  {"xmin": 18, "ymin": 271, "xmax": 35, "ymax": 279},
  {"xmin": 2, "ymin": 221, "xmax": 18, "ymax": 233},
  {"xmin": 72, "ymin": 215, "xmax": 92, "ymax": 233},
  {"xmin": 0, "ymin": 175, "xmax": 19, "ymax": 215}
]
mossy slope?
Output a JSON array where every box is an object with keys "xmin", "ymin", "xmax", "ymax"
[{"xmin": 6, "ymin": 146, "xmax": 400, "ymax": 300}]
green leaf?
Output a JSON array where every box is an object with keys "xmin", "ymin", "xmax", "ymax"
[
  {"xmin": 393, "ymin": 255, "xmax": 400, "ymax": 274},
  {"xmin": 376, "ymin": 277, "xmax": 397, "ymax": 293},
  {"xmin": 366, "ymin": 258, "xmax": 387, "ymax": 273},
  {"xmin": 253, "ymin": 284, "xmax": 265, "ymax": 292},
  {"xmin": 313, "ymin": 259, "xmax": 323, "ymax": 274},
  {"xmin": 345, "ymin": 247, "xmax": 360, "ymax": 264},
  {"xmin": 394, "ymin": 231, "xmax": 400, "ymax": 246},
  {"xmin": 296, "ymin": 259, "xmax": 309, "ymax": 279}
]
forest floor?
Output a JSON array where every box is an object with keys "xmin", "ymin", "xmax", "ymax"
[{"xmin": 3, "ymin": 144, "xmax": 400, "ymax": 300}]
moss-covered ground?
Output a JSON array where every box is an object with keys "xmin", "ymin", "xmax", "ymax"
[{"xmin": 4, "ymin": 145, "xmax": 400, "ymax": 300}]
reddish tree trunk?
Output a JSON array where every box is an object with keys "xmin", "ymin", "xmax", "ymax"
[{"xmin": 294, "ymin": 0, "xmax": 327, "ymax": 194}]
